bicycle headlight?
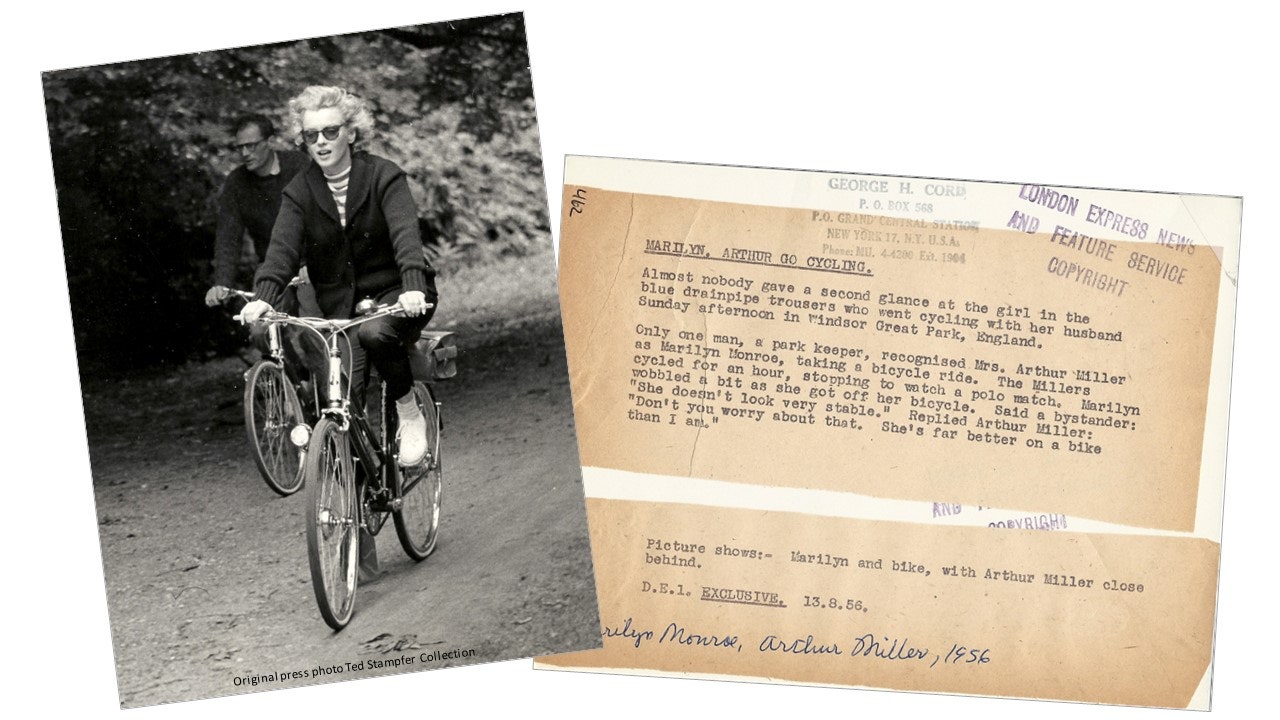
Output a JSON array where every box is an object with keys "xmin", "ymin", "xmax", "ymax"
[{"xmin": 290, "ymin": 424, "xmax": 312, "ymax": 448}]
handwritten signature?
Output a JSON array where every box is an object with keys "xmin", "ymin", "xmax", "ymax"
[
  {"xmin": 603, "ymin": 621, "xmax": 989, "ymax": 667},
  {"xmin": 602, "ymin": 617, "xmax": 653, "ymax": 649},
  {"xmin": 757, "ymin": 632, "xmax": 928, "ymax": 661},
  {"xmin": 603, "ymin": 618, "xmax": 741, "ymax": 652}
]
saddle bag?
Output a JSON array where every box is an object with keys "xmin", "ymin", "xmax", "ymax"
[{"xmin": 410, "ymin": 330, "xmax": 458, "ymax": 381}]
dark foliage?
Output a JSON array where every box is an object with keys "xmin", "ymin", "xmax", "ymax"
[{"xmin": 43, "ymin": 13, "xmax": 548, "ymax": 374}]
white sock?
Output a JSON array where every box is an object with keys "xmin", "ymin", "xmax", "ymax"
[{"xmin": 395, "ymin": 393, "xmax": 420, "ymax": 421}]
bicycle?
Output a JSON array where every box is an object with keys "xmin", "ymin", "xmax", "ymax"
[
  {"xmin": 218, "ymin": 285, "xmax": 318, "ymax": 496},
  {"xmin": 248, "ymin": 300, "xmax": 455, "ymax": 630}
]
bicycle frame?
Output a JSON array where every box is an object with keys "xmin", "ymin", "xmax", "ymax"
[
  {"xmin": 317, "ymin": 325, "xmax": 390, "ymax": 513},
  {"xmin": 222, "ymin": 284, "xmax": 317, "ymax": 495},
  {"xmin": 221, "ymin": 288, "xmax": 289, "ymax": 369},
  {"xmin": 248, "ymin": 301, "xmax": 444, "ymax": 630},
  {"xmin": 253, "ymin": 299, "xmax": 445, "ymax": 625},
  {"xmin": 256, "ymin": 303, "xmax": 435, "ymax": 515},
  {"xmin": 225, "ymin": 282, "xmax": 319, "ymax": 398}
]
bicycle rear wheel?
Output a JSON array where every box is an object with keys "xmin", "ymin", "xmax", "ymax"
[
  {"xmin": 244, "ymin": 360, "xmax": 304, "ymax": 496},
  {"xmin": 393, "ymin": 382, "xmax": 442, "ymax": 561},
  {"xmin": 305, "ymin": 418, "xmax": 360, "ymax": 630}
]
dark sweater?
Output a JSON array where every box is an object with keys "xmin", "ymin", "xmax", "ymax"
[
  {"xmin": 212, "ymin": 150, "xmax": 309, "ymax": 286},
  {"xmin": 253, "ymin": 152, "xmax": 434, "ymax": 318}
]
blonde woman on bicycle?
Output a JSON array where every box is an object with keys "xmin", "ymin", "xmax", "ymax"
[{"xmin": 240, "ymin": 85, "xmax": 437, "ymax": 466}]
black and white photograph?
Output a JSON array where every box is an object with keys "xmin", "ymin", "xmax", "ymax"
[
  {"xmin": 37, "ymin": 11, "xmax": 600, "ymax": 707},
  {"xmin": 8, "ymin": 1, "xmax": 1276, "ymax": 720}
]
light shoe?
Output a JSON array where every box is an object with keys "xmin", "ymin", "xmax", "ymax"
[{"xmin": 397, "ymin": 400, "xmax": 428, "ymax": 466}]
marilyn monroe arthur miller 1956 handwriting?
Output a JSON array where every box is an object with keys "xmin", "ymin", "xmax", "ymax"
[{"xmin": 539, "ymin": 156, "xmax": 1239, "ymax": 710}]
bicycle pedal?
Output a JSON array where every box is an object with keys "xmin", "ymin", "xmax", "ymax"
[{"xmin": 367, "ymin": 498, "xmax": 400, "ymax": 513}]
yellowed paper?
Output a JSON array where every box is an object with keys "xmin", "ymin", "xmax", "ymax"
[
  {"xmin": 540, "ymin": 157, "xmax": 1239, "ymax": 709},
  {"xmin": 553, "ymin": 498, "xmax": 1218, "ymax": 708}
]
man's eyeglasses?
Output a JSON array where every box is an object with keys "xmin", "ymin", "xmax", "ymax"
[
  {"xmin": 230, "ymin": 138, "xmax": 267, "ymax": 152},
  {"xmin": 302, "ymin": 125, "xmax": 344, "ymax": 145}
]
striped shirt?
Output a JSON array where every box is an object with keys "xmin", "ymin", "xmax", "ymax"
[{"xmin": 324, "ymin": 166, "xmax": 351, "ymax": 227}]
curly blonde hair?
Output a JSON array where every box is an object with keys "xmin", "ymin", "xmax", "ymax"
[{"xmin": 286, "ymin": 86, "xmax": 375, "ymax": 146}]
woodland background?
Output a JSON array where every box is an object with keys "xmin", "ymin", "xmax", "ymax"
[{"xmin": 43, "ymin": 13, "xmax": 548, "ymax": 374}]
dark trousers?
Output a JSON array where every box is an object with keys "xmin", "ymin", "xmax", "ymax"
[{"xmin": 349, "ymin": 308, "xmax": 434, "ymax": 408}]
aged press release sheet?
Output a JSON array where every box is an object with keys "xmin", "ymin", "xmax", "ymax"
[{"xmin": 538, "ymin": 157, "xmax": 1240, "ymax": 709}]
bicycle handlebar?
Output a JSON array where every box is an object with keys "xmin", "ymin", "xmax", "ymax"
[
  {"xmin": 235, "ymin": 302, "xmax": 435, "ymax": 338},
  {"xmin": 216, "ymin": 276, "xmax": 309, "ymax": 305}
]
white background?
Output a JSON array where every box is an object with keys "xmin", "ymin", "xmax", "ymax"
[{"xmin": 4, "ymin": 1, "xmax": 1274, "ymax": 718}]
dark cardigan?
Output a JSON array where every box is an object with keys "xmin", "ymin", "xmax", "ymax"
[{"xmin": 253, "ymin": 152, "xmax": 435, "ymax": 318}]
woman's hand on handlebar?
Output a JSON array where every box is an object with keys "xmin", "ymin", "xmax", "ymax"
[
  {"xmin": 398, "ymin": 290, "xmax": 428, "ymax": 317},
  {"xmin": 239, "ymin": 299, "xmax": 273, "ymax": 324}
]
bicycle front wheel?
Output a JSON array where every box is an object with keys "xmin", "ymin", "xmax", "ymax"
[
  {"xmin": 305, "ymin": 418, "xmax": 360, "ymax": 630},
  {"xmin": 394, "ymin": 382, "xmax": 442, "ymax": 561},
  {"xmin": 244, "ymin": 361, "xmax": 304, "ymax": 496}
]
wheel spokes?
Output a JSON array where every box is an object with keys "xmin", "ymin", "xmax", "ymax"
[
  {"xmin": 315, "ymin": 430, "xmax": 357, "ymax": 614},
  {"xmin": 393, "ymin": 385, "xmax": 442, "ymax": 560}
]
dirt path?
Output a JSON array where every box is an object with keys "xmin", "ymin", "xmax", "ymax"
[{"xmin": 85, "ymin": 322, "xmax": 599, "ymax": 707}]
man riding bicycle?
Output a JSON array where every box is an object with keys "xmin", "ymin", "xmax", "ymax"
[
  {"xmin": 205, "ymin": 113, "xmax": 323, "ymax": 378},
  {"xmin": 205, "ymin": 113, "xmax": 310, "ymax": 310}
]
